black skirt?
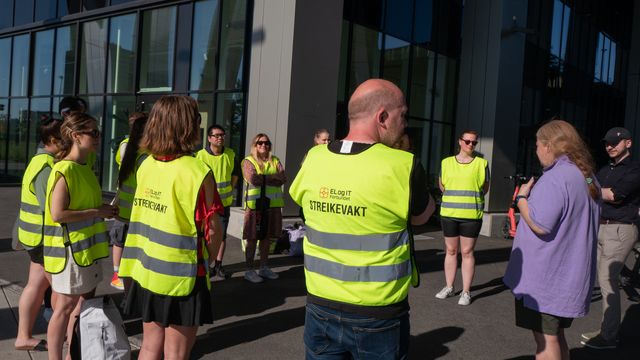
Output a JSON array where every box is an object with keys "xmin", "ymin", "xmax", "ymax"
[{"xmin": 124, "ymin": 276, "xmax": 213, "ymax": 327}]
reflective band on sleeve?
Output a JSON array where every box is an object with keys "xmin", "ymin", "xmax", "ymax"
[
  {"xmin": 217, "ymin": 181, "xmax": 231, "ymax": 188},
  {"xmin": 122, "ymin": 247, "xmax": 197, "ymax": 277},
  {"xmin": 304, "ymin": 254, "xmax": 412, "ymax": 282},
  {"xmin": 306, "ymin": 226, "xmax": 409, "ymax": 251},
  {"xmin": 20, "ymin": 202, "xmax": 42, "ymax": 214},
  {"xmin": 443, "ymin": 190, "xmax": 483, "ymax": 197},
  {"xmin": 69, "ymin": 231, "xmax": 108, "ymax": 252},
  {"xmin": 440, "ymin": 202, "xmax": 483, "ymax": 209},
  {"xmin": 44, "ymin": 246, "xmax": 67, "ymax": 258},
  {"xmin": 20, "ymin": 219, "xmax": 62, "ymax": 236},
  {"xmin": 218, "ymin": 192, "xmax": 233, "ymax": 201},
  {"xmin": 128, "ymin": 222, "xmax": 197, "ymax": 251},
  {"xmin": 66, "ymin": 218, "xmax": 99, "ymax": 232}
]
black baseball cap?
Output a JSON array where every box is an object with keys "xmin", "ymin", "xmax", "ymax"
[{"xmin": 603, "ymin": 127, "xmax": 632, "ymax": 145}]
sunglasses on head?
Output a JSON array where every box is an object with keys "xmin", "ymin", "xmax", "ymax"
[
  {"xmin": 255, "ymin": 140, "xmax": 271, "ymax": 146},
  {"xmin": 460, "ymin": 139, "xmax": 478, "ymax": 146},
  {"xmin": 79, "ymin": 129, "xmax": 100, "ymax": 138}
]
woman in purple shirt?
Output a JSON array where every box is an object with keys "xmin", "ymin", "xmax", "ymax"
[{"xmin": 504, "ymin": 120, "xmax": 600, "ymax": 359}]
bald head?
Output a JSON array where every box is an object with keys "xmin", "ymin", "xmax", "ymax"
[{"xmin": 348, "ymin": 79, "xmax": 404, "ymax": 121}]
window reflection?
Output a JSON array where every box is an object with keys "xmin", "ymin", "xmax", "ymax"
[
  {"xmin": 191, "ymin": 0, "xmax": 220, "ymax": 91},
  {"xmin": 595, "ymin": 32, "xmax": 616, "ymax": 85},
  {"xmin": 0, "ymin": 99, "xmax": 8, "ymax": 173},
  {"xmin": 413, "ymin": 0, "xmax": 433, "ymax": 44},
  {"xmin": 140, "ymin": 7, "xmax": 176, "ymax": 92},
  {"xmin": 103, "ymin": 96, "xmax": 135, "ymax": 191},
  {"xmin": 35, "ymin": 0, "xmax": 57, "ymax": 22},
  {"xmin": 33, "ymin": 30, "xmax": 55, "ymax": 96},
  {"xmin": 218, "ymin": 0, "xmax": 247, "ymax": 90},
  {"xmin": 0, "ymin": 38, "xmax": 10, "ymax": 97},
  {"xmin": 216, "ymin": 92, "xmax": 244, "ymax": 152},
  {"xmin": 14, "ymin": 0, "xmax": 33, "ymax": 26},
  {"xmin": 54, "ymin": 25, "xmax": 78, "ymax": 95},
  {"xmin": 409, "ymin": 46, "xmax": 434, "ymax": 119},
  {"xmin": 383, "ymin": 35, "xmax": 410, "ymax": 95},
  {"xmin": 8, "ymin": 99, "xmax": 29, "ymax": 176},
  {"xmin": 107, "ymin": 14, "xmax": 137, "ymax": 93},
  {"xmin": 433, "ymin": 54, "xmax": 457, "ymax": 123},
  {"xmin": 0, "ymin": 0, "xmax": 13, "ymax": 29},
  {"xmin": 191, "ymin": 93, "xmax": 214, "ymax": 148},
  {"xmin": 11, "ymin": 34, "xmax": 30, "ymax": 97},
  {"xmin": 550, "ymin": 0, "xmax": 571, "ymax": 60},
  {"xmin": 349, "ymin": 24, "xmax": 381, "ymax": 94},
  {"xmin": 79, "ymin": 19, "xmax": 108, "ymax": 94},
  {"xmin": 58, "ymin": 0, "xmax": 82, "ymax": 17},
  {"xmin": 28, "ymin": 98, "xmax": 51, "ymax": 159}
]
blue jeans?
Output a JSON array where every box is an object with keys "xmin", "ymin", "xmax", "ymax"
[{"xmin": 304, "ymin": 303, "xmax": 409, "ymax": 360}]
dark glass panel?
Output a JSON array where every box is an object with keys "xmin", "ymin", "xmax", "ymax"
[
  {"xmin": 103, "ymin": 95, "xmax": 135, "ymax": 191},
  {"xmin": 14, "ymin": 0, "xmax": 34, "ymax": 26},
  {"xmin": 79, "ymin": 19, "xmax": 108, "ymax": 94},
  {"xmin": 0, "ymin": 99, "xmax": 8, "ymax": 173},
  {"xmin": 0, "ymin": 0, "xmax": 13, "ymax": 29},
  {"xmin": 384, "ymin": 0, "xmax": 413, "ymax": 41},
  {"xmin": 351, "ymin": 0, "xmax": 384, "ymax": 30},
  {"xmin": 28, "ymin": 98, "xmax": 51, "ymax": 159},
  {"xmin": 382, "ymin": 35, "xmax": 410, "ymax": 95},
  {"xmin": 337, "ymin": 20, "xmax": 349, "ymax": 102},
  {"xmin": 140, "ymin": 7, "xmax": 177, "ymax": 92},
  {"xmin": 11, "ymin": 35, "xmax": 30, "ymax": 97},
  {"xmin": 111, "ymin": 0, "xmax": 135, "ymax": 5},
  {"xmin": 59, "ymin": 0, "xmax": 82, "ymax": 17},
  {"xmin": 191, "ymin": 93, "xmax": 214, "ymax": 148},
  {"xmin": 218, "ymin": 0, "xmax": 247, "ymax": 90},
  {"xmin": 191, "ymin": 0, "xmax": 220, "ymax": 91},
  {"xmin": 0, "ymin": 38, "xmax": 10, "ymax": 97},
  {"xmin": 413, "ymin": 0, "xmax": 433, "ymax": 44},
  {"xmin": 85, "ymin": 96, "xmax": 104, "ymax": 175},
  {"xmin": 107, "ymin": 14, "xmax": 137, "ymax": 93},
  {"xmin": 35, "ymin": 0, "xmax": 57, "ymax": 21},
  {"xmin": 432, "ymin": 54, "xmax": 457, "ymax": 123},
  {"xmin": 349, "ymin": 24, "xmax": 381, "ymax": 95},
  {"xmin": 215, "ymin": 92, "xmax": 243, "ymax": 153},
  {"xmin": 32, "ymin": 30, "xmax": 55, "ymax": 96},
  {"xmin": 54, "ymin": 25, "xmax": 78, "ymax": 95},
  {"xmin": 409, "ymin": 46, "xmax": 434, "ymax": 119},
  {"xmin": 8, "ymin": 99, "xmax": 29, "ymax": 176},
  {"xmin": 428, "ymin": 121, "xmax": 452, "ymax": 178},
  {"xmin": 83, "ymin": 0, "xmax": 107, "ymax": 11}
]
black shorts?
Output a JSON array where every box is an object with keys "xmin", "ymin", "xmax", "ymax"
[
  {"xmin": 515, "ymin": 298, "xmax": 573, "ymax": 335},
  {"xmin": 440, "ymin": 217, "xmax": 482, "ymax": 238},
  {"xmin": 27, "ymin": 246, "xmax": 44, "ymax": 265},
  {"xmin": 109, "ymin": 220, "xmax": 129, "ymax": 248}
]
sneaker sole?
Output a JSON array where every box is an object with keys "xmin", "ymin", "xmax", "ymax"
[
  {"xmin": 581, "ymin": 333, "xmax": 598, "ymax": 341},
  {"xmin": 110, "ymin": 283, "xmax": 124, "ymax": 290},
  {"xmin": 580, "ymin": 341, "xmax": 616, "ymax": 349}
]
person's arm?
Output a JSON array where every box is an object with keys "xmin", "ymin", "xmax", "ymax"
[
  {"xmin": 603, "ymin": 165, "xmax": 640, "ymax": 203},
  {"xmin": 231, "ymin": 175, "xmax": 239, "ymax": 189},
  {"xmin": 49, "ymin": 176, "xmax": 116, "ymax": 223},
  {"xmin": 202, "ymin": 174, "xmax": 223, "ymax": 264},
  {"xmin": 515, "ymin": 177, "xmax": 564, "ymax": 236},
  {"xmin": 483, "ymin": 165, "xmax": 490, "ymax": 194},
  {"xmin": 266, "ymin": 161, "xmax": 287, "ymax": 186},
  {"xmin": 410, "ymin": 161, "xmax": 435, "ymax": 226},
  {"xmin": 242, "ymin": 159, "xmax": 263, "ymax": 186}
]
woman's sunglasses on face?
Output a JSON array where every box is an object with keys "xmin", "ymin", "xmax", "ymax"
[
  {"xmin": 255, "ymin": 140, "xmax": 271, "ymax": 146},
  {"xmin": 79, "ymin": 129, "xmax": 100, "ymax": 138},
  {"xmin": 460, "ymin": 138, "xmax": 478, "ymax": 146}
]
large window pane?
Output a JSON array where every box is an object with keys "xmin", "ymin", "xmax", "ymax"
[
  {"xmin": 191, "ymin": 0, "xmax": 220, "ymax": 91},
  {"xmin": 337, "ymin": 21, "xmax": 349, "ymax": 102},
  {"xmin": 58, "ymin": 0, "xmax": 82, "ymax": 17},
  {"xmin": 191, "ymin": 93, "xmax": 214, "ymax": 148},
  {"xmin": 413, "ymin": 0, "xmax": 433, "ymax": 45},
  {"xmin": 14, "ymin": 0, "xmax": 34, "ymax": 27},
  {"xmin": 140, "ymin": 7, "xmax": 177, "ymax": 92},
  {"xmin": 216, "ymin": 92, "xmax": 244, "ymax": 154},
  {"xmin": 410, "ymin": 46, "xmax": 435, "ymax": 119},
  {"xmin": 428, "ymin": 122, "xmax": 453, "ymax": 178},
  {"xmin": 349, "ymin": 24, "xmax": 381, "ymax": 94},
  {"xmin": 35, "ymin": 0, "xmax": 57, "ymax": 21},
  {"xmin": 0, "ymin": 0, "xmax": 13, "ymax": 29},
  {"xmin": 29, "ymin": 98, "xmax": 51, "ymax": 159},
  {"xmin": 107, "ymin": 14, "xmax": 137, "ymax": 93},
  {"xmin": 83, "ymin": 0, "xmax": 107, "ymax": 11},
  {"xmin": 0, "ymin": 99, "xmax": 8, "ymax": 174},
  {"xmin": 11, "ymin": 34, "xmax": 30, "ymax": 97},
  {"xmin": 33, "ymin": 30, "xmax": 55, "ymax": 96},
  {"xmin": 79, "ymin": 20, "xmax": 108, "ymax": 94},
  {"xmin": 8, "ymin": 99, "xmax": 29, "ymax": 176},
  {"xmin": 103, "ymin": 96, "xmax": 136, "ymax": 191},
  {"xmin": 85, "ymin": 96, "xmax": 104, "ymax": 175},
  {"xmin": 383, "ymin": 35, "xmax": 410, "ymax": 95},
  {"xmin": 384, "ymin": 0, "xmax": 413, "ymax": 41},
  {"xmin": 0, "ymin": 38, "xmax": 10, "ymax": 97},
  {"xmin": 54, "ymin": 25, "xmax": 78, "ymax": 95},
  {"xmin": 218, "ymin": 0, "xmax": 247, "ymax": 90},
  {"xmin": 433, "ymin": 54, "xmax": 457, "ymax": 123}
]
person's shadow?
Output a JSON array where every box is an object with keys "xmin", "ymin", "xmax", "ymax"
[{"xmin": 409, "ymin": 327, "xmax": 464, "ymax": 359}]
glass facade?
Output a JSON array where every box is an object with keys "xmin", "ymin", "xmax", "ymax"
[
  {"xmin": 338, "ymin": 0, "xmax": 463, "ymax": 183},
  {"xmin": 0, "ymin": 0, "xmax": 251, "ymax": 193}
]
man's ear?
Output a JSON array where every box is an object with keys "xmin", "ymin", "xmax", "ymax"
[
  {"xmin": 379, "ymin": 110, "xmax": 388, "ymax": 124},
  {"xmin": 625, "ymin": 139, "xmax": 632, "ymax": 149}
]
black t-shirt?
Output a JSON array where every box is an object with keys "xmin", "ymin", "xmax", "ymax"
[
  {"xmin": 306, "ymin": 141, "xmax": 431, "ymax": 319},
  {"xmin": 596, "ymin": 156, "xmax": 640, "ymax": 223}
]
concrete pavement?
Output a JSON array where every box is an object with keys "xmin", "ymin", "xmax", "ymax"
[{"xmin": 1, "ymin": 186, "xmax": 639, "ymax": 359}]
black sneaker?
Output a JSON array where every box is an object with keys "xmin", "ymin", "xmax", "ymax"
[
  {"xmin": 217, "ymin": 266, "xmax": 231, "ymax": 279},
  {"xmin": 581, "ymin": 334, "xmax": 617, "ymax": 349}
]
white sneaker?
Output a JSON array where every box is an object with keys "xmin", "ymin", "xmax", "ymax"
[
  {"xmin": 458, "ymin": 291, "xmax": 471, "ymax": 306},
  {"xmin": 435, "ymin": 286, "xmax": 454, "ymax": 299},
  {"xmin": 244, "ymin": 270, "xmax": 264, "ymax": 283},
  {"xmin": 258, "ymin": 266, "xmax": 279, "ymax": 280}
]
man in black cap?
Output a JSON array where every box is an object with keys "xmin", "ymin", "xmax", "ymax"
[{"xmin": 581, "ymin": 127, "xmax": 640, "ymax": 349}]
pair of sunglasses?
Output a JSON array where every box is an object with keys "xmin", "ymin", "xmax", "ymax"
[
  {"xmin": 460, "ymin": 139, "xmax": 478, "ymax": 146},
  {"xmin": 209, "ymin": 133, "xmax": 225, "ymax": 138},
  {"xmin": 256, "ymin": 140, "xmax": 271, "ymax": 146}
]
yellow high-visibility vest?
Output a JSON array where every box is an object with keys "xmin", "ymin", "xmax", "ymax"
[
  {"xmin": 119, "ymin": 155, "xmax": 212, "ymax": 296},
  {"xmin": 116, "ymin": 138, "xmax": 148, "ymax": 220},
  {"xmin": 243, "ymin": 155, "xmax": 284, "ymax": 209},
  {"xmin": 18, "ymin": 153, "xmax": 54, "ymax": 248},
  {"xmin": 289, "ymin": 143, "xmax": 418, "ymax": 306},
  {"xmin": 439, "ymin": 156, "xmax": 487, "ymax": 220},
  {"xmin": 43, "ymin": 160, "xmax": 109, "ymax": 273},
  {"xmin": 196, "ymin": 147, "xmax": 235, "ymax": 207}
]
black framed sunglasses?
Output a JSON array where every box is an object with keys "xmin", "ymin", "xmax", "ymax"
[
  {"xmin": 79, "ymin": 129, "xmax": 100, "ymax": 138},
  {"xmin": 460, "ymin": 138, "xmax": 478, "ymax": 146},
  {"xmin": 255, "ymin": 140, "xmax": 271, "ymax": 146},
  {"xmin": 209, "ymin": 133, "xmax": 225, "ymax": 138}
]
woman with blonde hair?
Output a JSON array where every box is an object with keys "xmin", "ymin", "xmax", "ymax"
[
  {"xmin": 242, "ymin": 133, "xmax": 286, "ymax": 283},
  {"xmin": 119, "ymin": 95, "xmax": 223, "ymax": 359},
  {"xmin": 504, "ymin": 119, "xmax": 600, "ymax": 359},
  {"xmin": 44, "ymin": 112, "xmax": 116, "ymax": 360}
]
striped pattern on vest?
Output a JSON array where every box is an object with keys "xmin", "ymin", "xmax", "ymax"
[
  {"xmin": 439, "ymin": 156, "xmax": 487, "ymax": 220},
  {"xmin": 119, "ymin": 155, "xmax": 211, "ymax": 296},
  {"xmin": 196, "ymin": 147, "xmax": 235, "ymax": 207},
  {"xmin": 43, "ymin": 161, "xmax": 109, "ymax": 274},
  {"xmin": 18, "ymin": 153, "xmax": 54, "ymax": 249},
  {"xmin": 118, "ymin": 153, "xmax": 148, "ymax": 220},
  {"xmin": 243, "ymin": 155, "xmax": 284, "ymax": 209}
]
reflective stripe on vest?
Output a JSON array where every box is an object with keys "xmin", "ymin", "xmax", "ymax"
[
  {"xmin": 18, "ymin": 154, "xmax": 54, "ymax": 248},
  {"xmin": 289, "ymin": 143, "xmax": 416, "ymax": 307},
  {"xmin": 118, "ymin": 155, "xmax": 211, "ymax": 296},
  {"xmin": 43, "ymin": 161, "xmax": 109, "ymax": 274},
  {"xmin": 439, "ymin": 156, "xmax": 487, "ymax": 220},
  {"xmin": 118, "ymin": 152, "xmax": 147, "ymax": 220},
  {"xmin": 196, "ymin": 147, "xmax": 236, "ymax": 207},
  {"xmin": 243, "ymin": 155, "xmax": 284, "ymax": 209}
]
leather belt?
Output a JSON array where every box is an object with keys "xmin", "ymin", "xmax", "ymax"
[{"xmin": 599, "ymin": 219, "xmax": 632, "ymax": 225}]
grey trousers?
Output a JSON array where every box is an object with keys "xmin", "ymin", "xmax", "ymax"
[{"xmin": 597, "ymin": 223, "xmax": 638, "ymax": 340}]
